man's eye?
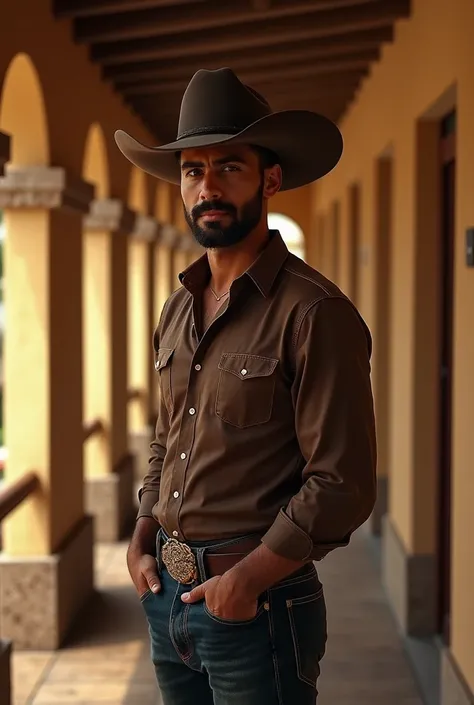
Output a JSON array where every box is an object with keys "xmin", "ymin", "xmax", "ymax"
[
  {"xmin": 223, "ymin": 165, "xmax": 239, "ymax": 172},
  {"xmin": 186, "ymin": 169, "xmax": 201, "ymax": 177}
]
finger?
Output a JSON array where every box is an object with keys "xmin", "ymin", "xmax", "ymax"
[
  {"xmin": 181, "ymin": 581, "xmax": 207, "ymax": 603},
  {"xmin": 143, "ymin": 569, "xmax": 161, "ymax": 593}
]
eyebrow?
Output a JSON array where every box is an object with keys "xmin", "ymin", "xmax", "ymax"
[{"xmin": 180, "ymin": 154, "xmax": 247, "ymax": 171}]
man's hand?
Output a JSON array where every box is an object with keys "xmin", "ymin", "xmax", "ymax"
[
  {"xmin": 126, "ymin": 517, "xmax": 161, "ymax": 598},
  {"xmin": 128, "ymin": 552, "xmax": 161, "ymax": 597},
  {"xmin": 181, "ymin": 573, "xmax": 258, "ymax": 621}
]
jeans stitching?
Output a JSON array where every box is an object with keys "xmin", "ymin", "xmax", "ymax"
[
  {"xmin": 286, "ymin": 600, "xmax": 319, "ymax": 689},
  {"xmin": 203, "ymin": 601, "xmax": 265, "ymax": 626},
  {"xmin": 168, "ymin": 581, "xmax": 186, "ymax": 662},
  {"xmin": 270, "ymin": 569, "xmax": 319, "ymax": 591},
  {"xmin": 268, "ymin": 595, "xmax": 284, "ymax": 705}
]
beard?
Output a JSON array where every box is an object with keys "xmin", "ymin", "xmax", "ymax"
[{"xmin": 184, "ymin": 182, "xmax": 264, "ymax": 249}]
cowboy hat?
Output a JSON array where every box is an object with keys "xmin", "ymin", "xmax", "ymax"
[{"xmin": 114, "ymin": 67, "xmax": 343, "ymax": 191}]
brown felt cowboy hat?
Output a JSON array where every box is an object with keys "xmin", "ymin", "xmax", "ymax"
[{"xmin": 114, "ymin": 67, "xmax": 343, "ymax": 192}]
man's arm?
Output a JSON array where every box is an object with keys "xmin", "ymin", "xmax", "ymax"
[{"xmin": 229, "ymin": 296, "xmax": 377, "ymax": 592}]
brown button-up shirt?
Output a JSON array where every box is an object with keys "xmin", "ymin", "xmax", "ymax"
[{"xmin": 138, "ymin": 230, "xmax": 377, "ymax": 562}]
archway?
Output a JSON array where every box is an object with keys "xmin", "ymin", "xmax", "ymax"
[
  {"xmin": 268, "ymin": 212, "xmax": 306, "ymax": 260},
  {"xmin": 128, "ymin": 165, "xmax": 147, "ymax": 215},
  {"xmin": 82, "ymin": 122, "xmax": 109, "ymax": 199},
  {"xmin": 0, "ymin": 52, "xmax": 50, "ymax": 468}
]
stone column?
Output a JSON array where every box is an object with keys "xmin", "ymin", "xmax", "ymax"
[
  {"xmin": 0, "ymin": 165, "xmax": 95, "ymax": 650},
  {"xmin": 83, "ymin": 199, "xmax": 136, "ymax": 542},
  {"xmin": 0, "ymin": 129, "xmax": 11, "ymax": 702},
  {"xmin": 128, "ymin": 215, "xmax": 158, "ymax": 482}
]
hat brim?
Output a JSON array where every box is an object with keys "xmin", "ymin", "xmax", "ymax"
[{"xmin": 114, "ymin": 109, "xmax": 343, "ymax": 191}]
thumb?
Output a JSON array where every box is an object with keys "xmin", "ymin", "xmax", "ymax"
[
  {"xmin": 181, "ymin": 582, "xmax": 206, "ymax": 603},
  {"xmin": 144, "ymin": 569, "xmax": 161, "ymax": 593}
]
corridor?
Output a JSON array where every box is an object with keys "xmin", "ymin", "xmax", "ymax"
[{"xmin": 10, "ymin": 528, "xmax": 424, "ymax": 705}]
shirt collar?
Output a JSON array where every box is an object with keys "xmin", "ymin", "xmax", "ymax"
[{"xmin": 179, "ymin": 230, "xmax": 289, "ymax": 298}]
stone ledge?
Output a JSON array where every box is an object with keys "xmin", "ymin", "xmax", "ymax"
[
  {"xmin": 0, "ymin": 639, "xmax": 12, "ymax": 705},
  {"xmin": 441, "ymin": 648, "xmax": 474, "ymax": 705},
  {"xmin": 0, "ymin": 165, "xmax": 94, "ymax": 213},
  {"xmin": 85, "ymin": 452, "xmax": 135, "ymax": 542},
  {"xmin": 131, "ymin": 214, "xmax": 159, "ymax": 241},
  {"xmin": 0, "ymin": 515, "xmax": 94, "ymax": 650},
  {"xmin": 381, "ymin": 513, "xmax": 436, "ymax": 637},
  {"xmin": 84, "ymin": 198, "xmax": 135, "ymax": 234},
  {"xmin": 0, "ymin": 131, "xmax": 11, "ymax": 176}
]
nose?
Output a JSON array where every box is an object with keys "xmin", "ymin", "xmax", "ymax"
[{"xmin": 199, "ymin": 171, "xmax": 222, "ymax": 202}]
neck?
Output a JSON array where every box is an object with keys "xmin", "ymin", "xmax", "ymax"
[{"xmin": 206, "ymin": 223, "xmax": 270, "ymax": 295}]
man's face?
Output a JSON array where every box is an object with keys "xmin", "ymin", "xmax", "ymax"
[{"xmin": 180, "ymin": 145, "xmax": 266, "ymax": 249}]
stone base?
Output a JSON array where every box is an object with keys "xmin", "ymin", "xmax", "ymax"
[
  {"xmin": 0, "ymin": 640, "xmax": 12, "ymax": 705},
  {"xmin": 0, "ymin": 515, "xmax": 94, "ymax": 650},
  {"xmin": 129, "ymin": 426, "xmax": 153, "ymax": 482},
  {"xmin": 381, "ymin": 513, "xmax": 436, "ymax": 637},
  {"xmin": 85, "ymin": 452, "xmax": 135, "ymax": 542},
  {"xmin": 367, "ymin": 474, "xmax": 388, "ymax": 536},
  {"xmin": 441, "ymin": 648, "xmax": 474, "ymax": 704}
]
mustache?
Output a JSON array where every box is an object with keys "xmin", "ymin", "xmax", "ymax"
[{"xmin": 191, "ymin": 200, "xmax": 237, "ymax": 221}]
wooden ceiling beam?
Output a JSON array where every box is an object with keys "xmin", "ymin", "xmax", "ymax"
[
  {"xmin": 91, "ymin": 0, "xmax": 410, "ymax": 65},
  {"xmin": 75, "ymin": 0, "xmax": 380, "ymax": 44},
  {"xmin": 53, "ymin": 0, "xmax": 203, "ymax": 19},
  {"xmin": 103, "ymin": 27, "xmax": 391, "ymax": 84},
  {"xmin": 119, "ymin": 56, "xmax": 373, "ymax": 96}
]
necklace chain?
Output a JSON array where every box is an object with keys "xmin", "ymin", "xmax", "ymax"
[{"xmin": 209, "ymin": 286, "xmax": 230, "ymax": 302}]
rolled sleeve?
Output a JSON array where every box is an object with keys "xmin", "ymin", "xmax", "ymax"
[{"xmin": 264, "ymin": 296, "xmax": 377, "ymax": 562}]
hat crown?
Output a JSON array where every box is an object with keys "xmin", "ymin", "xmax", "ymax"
[{"xmin": 176, "ymin": 68, "xmax": 271, "ymax": 141}]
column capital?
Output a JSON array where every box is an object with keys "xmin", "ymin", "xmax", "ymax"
[
  {"xmin": 0, "ymin": 165, "xmax": 94, "ymax": 213},
  {"xmin": 0, "ymin": 131, "xmax": 11, "ymax": 175},
  {"xmin": 84, "ymin": 198, "xmax": 135, "ymax": 234},
  {"xmin": 131, "ymin": 214, "xmax": 159, "ymax": 241},
  {"xmin": 159, "ymin": 223, "xmax": 181, "ymax": 247}
]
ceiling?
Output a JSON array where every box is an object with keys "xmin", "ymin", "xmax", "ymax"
[{"xmin": 54, "ymin": 0, "xmax": 411, "ymax": 143}]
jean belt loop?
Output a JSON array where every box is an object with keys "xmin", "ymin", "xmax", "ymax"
[{"xmin": 195, "ymin": 547, "xmax": 207, "ymax": 584}]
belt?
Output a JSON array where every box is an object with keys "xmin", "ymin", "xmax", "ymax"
[{"xmin": 159, "ymin": 533, "xmax": 263, "ymax": 585}]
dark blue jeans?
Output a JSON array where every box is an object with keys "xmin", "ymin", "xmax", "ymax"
[{"xmin": 140, "ymin": 533, "xmax": 327, "ymax": 705}]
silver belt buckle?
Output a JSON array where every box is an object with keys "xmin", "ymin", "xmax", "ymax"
[{"xmin": 161, "ymin": 538, "xmax": 197, "ymax": 584}]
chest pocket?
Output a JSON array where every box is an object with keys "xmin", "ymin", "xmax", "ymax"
[
  {"xmin": 154, "ymin": 347, "xmax": 174, "ymax": 414},
  {"xmin": 215, "ymin": 353, "xmax": 279, "ymax": 429}
]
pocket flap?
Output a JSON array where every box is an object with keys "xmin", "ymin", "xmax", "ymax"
[
  {"xmin": 154, "ymin": 347, "xmax": 174, "ymax": 371},
  {"xmin": 218, "ymin": 353, "xmax": 278, "ymax": 380}
]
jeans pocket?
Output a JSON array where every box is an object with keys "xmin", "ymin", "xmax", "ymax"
[
  {"xmin": 139, "ymin": 589, "xmax": 153, "ymax": 603},
  {"xmin": 203, "ymin": 600, "xmax": 266, "ymax": 626},
  {"xmin": 286, "ymin": 589, "xmax": 326, "ymax": 687}
]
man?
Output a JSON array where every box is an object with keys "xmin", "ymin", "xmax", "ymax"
[{"xmin": 115, "ymin": 67, "xmax": 377, "ymax": 705}]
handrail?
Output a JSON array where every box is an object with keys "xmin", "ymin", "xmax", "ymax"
[
  {"xmin": 0, "ymin": 471, "xmax": 40, "ymax": 523},
  {"xmin": 83, "ymin": 418, "xmax": 104, "ymax": 443}
]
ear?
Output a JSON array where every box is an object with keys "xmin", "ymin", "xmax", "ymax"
[{"xmin": 263, "ymin": 164, "xmax": 282, "ymax": 199}]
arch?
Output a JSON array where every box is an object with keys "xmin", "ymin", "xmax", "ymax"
[
  {"xmin": 128, "ymin": 166, "xmax": 147, "ymax": 215},
  {"xmin": 82, "ymin": 123, "xmax": 109, "ymax": 199},
  {"xmin": 0, "ymin": 53, "xmax": 49, "ymax": 165},
  {"xmin": 268, "ymin": 212, "xmax": 306, "ymax": 260}
]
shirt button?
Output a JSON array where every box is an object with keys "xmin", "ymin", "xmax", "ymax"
[
  {"xmin": 173, "ymin": 491, "xmax": 180, "ymax": 499},
  {"xmin": 172, "ymin": 530, "xmax": 179, "ymax": 537},
  {"xmin": 241, "ymin": 368, "xmax": 248, "ymax": 376},
  {"xmin": 195, "ymin": 364, "xmax": 201, "ymax": 371},
  {"xmin": 180, "ymin": 452, "xmax": 187, "ymax": 460},
  {"xmin": 189, "ymin": 407, "xmax": 196, "ymax": 415}
]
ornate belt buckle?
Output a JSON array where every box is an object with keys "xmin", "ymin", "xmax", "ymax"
[{"xmin": 161, "ymin": 538, "xmax": 197, "ymax": 584}]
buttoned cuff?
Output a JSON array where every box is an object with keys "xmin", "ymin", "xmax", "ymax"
[
  {"xmin": 136, "ymin": 489, "xmax": 160, "ymax": 520},
  {"xmin": 262, "ymin": 508, "xmax": 314, "ymax": 561}
]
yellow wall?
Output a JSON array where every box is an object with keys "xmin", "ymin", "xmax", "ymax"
[{"xmin": 312, "ymin": 0, "xmax": 474, "ymax": 689}]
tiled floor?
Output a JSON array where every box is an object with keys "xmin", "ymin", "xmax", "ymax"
[{"xmin": 11, "ymin": 528, "xmax": 424, "ymax": 704}]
